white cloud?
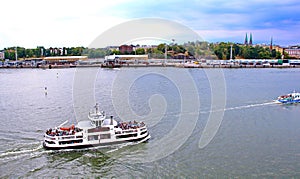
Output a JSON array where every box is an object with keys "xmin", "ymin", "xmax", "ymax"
[
  {"xmin": 0, "ymin": 0, "xmax": 129, "ymax": 48},
  {"xmin": 197, "ymin": 28, "xmax": 300, "ymax": 46},
  {"xmin": 0, "ymin": 0, "xmax": 299, "ymax": 48}
]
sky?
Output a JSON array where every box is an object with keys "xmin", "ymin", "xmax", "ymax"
[{"xmin": 0, "ymin": 0, "xmax": 299, "ymax": 49}]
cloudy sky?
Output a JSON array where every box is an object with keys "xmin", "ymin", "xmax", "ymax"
[{"xmin": 1, "ymin": 0, "xmax": 299, "ymax": 48}]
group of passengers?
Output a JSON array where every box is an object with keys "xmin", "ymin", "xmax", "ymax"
[
  {"xmin": 45, "ymin": 126, "xmax": 81, "ymax": 136},
  {"xmin": 117, "ymin": 121, "xmax": 145, "ymax": 130},
  {"xmin": 46, "ymin": 128, "xmax": 75, "ymax": 136}
]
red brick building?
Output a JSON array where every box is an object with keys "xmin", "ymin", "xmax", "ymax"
[{"xmin": 119, "ymin": 45, "xmax": 134, "ymax": 54}]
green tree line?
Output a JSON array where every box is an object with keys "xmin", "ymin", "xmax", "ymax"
[
  {"xmin": 3, "ymin": 46, "xmax": 90, "ymax": 60},
  {"xmin": 2, "ymin": 42, "xmax": 291, "ymax": 60},
  {"xmin": 211, "ymin": 42, "xmax": 283, "ymax": 60}
]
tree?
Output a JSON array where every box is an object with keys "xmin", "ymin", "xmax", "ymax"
[
  {"xmin": 110, "ymin": 50, "xmax": 121, "ymax": 55},
  {"xmin": 135, "ymin": 48, "xmax": 145, "ymax": 55},
  {"xmin": 157, "ymin": 44, "xmax": 166, "ymax": 53},
  {"xmin": 25, "ymin": 49, "xmax": 34, "ymax": 58}
]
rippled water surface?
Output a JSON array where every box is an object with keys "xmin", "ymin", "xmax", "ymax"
[{"xmin": 0, "ymin": 67, "xmax": 300, "ymax": 178}]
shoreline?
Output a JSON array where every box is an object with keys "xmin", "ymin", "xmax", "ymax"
[{"xmin": 1, "ymin": 63, "xmax": 300, "ymax": 69}]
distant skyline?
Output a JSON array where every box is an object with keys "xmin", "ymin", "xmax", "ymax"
[{"xmin": 1, "ymin": 0, "xmax": 299, "ymax": 49}]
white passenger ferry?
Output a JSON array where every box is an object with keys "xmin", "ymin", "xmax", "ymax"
[
  {"xmin": 43, "ymin": 104, "xmax": 150, "ymax": 150},
  {"xmin": 276, "ymin": 91, "xmax": 300, "ymax": 104}
]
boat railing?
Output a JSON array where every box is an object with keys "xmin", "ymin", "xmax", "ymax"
[
  {"xmin": 45, "ymin": 135, "xmax": 56, "ymax": 140},
  {"xmin": 45, "ymin": 126, "xmax": 82, "ymax": 138},
  {"xmin": 60, "ymin": 136, "xmax": 75, "ymax": 140},
  {"xmin": 88, "ymin": 113, "xmax": 105, "ymax": 119}
]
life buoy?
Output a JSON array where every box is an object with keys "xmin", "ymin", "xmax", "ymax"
[
  {"xmin": 60, "ymin": 124, "xmax": 75, "ymax": 131},
  {"xmin": 60, "ymin": 127, "xmax": 70, "ymax": 131}
]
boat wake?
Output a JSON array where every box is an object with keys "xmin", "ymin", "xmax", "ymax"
[
  {"xmin": 165, "ymin": 101, "xmax": 278, "ymax": 117},
  {"xmin": 223, "ymin": 101, "xmax": 278, "ymax": 112},
  {"xmin": 197, "ymin": 101, "xmax": 277, "ymax": 114},
  {"xmin": 0, "ymin": 144, "xmax": 42, "ymax": 158},
  {"xmin": 0, "ymin": 142, "xmax": 52, "ymax": 163}
]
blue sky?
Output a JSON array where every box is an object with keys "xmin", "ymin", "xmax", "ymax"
[{"xmin": 0, "ymin": 0, "xmax": 299, "ymax": 48}]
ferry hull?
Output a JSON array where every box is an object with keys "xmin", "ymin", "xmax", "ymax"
[
  {"xmin": 43, "ymin": 134, "xmax": 150, "ymax": 150},
  {"xmin": 277, "ymin": 99, "xmax": 300, "ymax": 104}
]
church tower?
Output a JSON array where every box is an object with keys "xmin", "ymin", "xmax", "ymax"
[
  {"xmin": 270, "ymin": 37, "xmax": 273, "ymax": 50},
  {"xmin": 249, "ymin": 33, "xmax": 253, "ymax": 45},
  {"xmin": 244, "ymin": 33, "xmax": 248, "ymax": 45}
]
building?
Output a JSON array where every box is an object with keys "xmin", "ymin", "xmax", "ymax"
[
  {"xmin": 43, "ymin": 56, "xmax": 88, "ymax": 64},
  {"xmin": 249, "ymin": 33, "xmax": 253, "ymax": 45},
  {"xmin": 244, "ymin": 33, "xmax": 248, "ymax": 45},
  {"xmin": 270, "ymin": 37, "xmax": 273, "ymax": 50},
  {"xmin": 106, "ymin": 46, "xmax": 119, "ymax": 51},
  {"xmin": 105, "ymin": 54, "xmax": 148, "ymax": 61},
  {"xmin": 119, "ymin": 45, "xmax": 134, "ymax": 54},
  {"xmin": 137, "ymin": 45, "xmax": 158, "ymax": 53},
  {"xmin": 0, "ymin": 51, "xmax": 5, "ymax": 60},
  {"xmin": 272, "ymin": 45, "xmax": 284, "ymax": 55},
  {"xmin": 244, "ymin": 33, "xmax": 253, "ymax": 45},
  {"xmin": 284, "ymin": 46, "xmax": 300, "ymax": 58}
]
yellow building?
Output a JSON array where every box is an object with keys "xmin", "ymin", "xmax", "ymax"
[
  {"xmin": 43, "ymin": 56, "xmax": 88, "ymax": 64},
  {"xmin": 272, "ymin": 45, "xmax": 284, "ymax": 54}
]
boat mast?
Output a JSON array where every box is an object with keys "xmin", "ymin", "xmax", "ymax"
[{"xmin": 95, "ymin": 103, "xmax": 99, "ymax": 113}]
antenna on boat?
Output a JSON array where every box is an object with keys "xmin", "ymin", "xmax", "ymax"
[
  {"xmin": 58, "ymin": 120, "xmax": 68, "ymax": 127},
  {"xmin": 95, "ymin": 103, "xmax": 99, "ymax": 113},
  {"xmin": 110, "ymin": 116, "xmax": 114, "ymax": 125}
]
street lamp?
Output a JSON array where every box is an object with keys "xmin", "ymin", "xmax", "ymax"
[
  {"xmin": 172, "ymin": 39, "xmax": 175, "ymax": 62},
  {"xmin": 230, "ymin": 44, "xmax": 233, "ymax": 60},
  {"xmin": 15, "ymin": 47, "xmax": 18, "ymax": 61},
  {"xmin": 164, "ymin": 44, "xmax": 167, "ymax": 65}
]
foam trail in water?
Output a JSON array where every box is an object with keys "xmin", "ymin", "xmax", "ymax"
[
  {"xmin": 197, "ymin": 101, "xmax": 277, "ymax": 114},
  {"xmin": 105, "ymin": 144, "xmax": 130, "ymax": 154},
  {"xmin": 0, "ymin": 144, "xmax": 43, "ymax": 158},
  {"xmin": 225, "ymin": 101, "xmax": 277, "ymax": 111}
]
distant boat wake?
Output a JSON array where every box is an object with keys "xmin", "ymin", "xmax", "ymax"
[
  {"xmin": 222, "ymin": 101, "xmax": 278, "ymax": 112},
  {"xmin": 162, "ymin": 101, "xmax": 278, "ymax": 117}
]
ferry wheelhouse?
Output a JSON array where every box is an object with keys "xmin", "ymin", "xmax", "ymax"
[
  {"xmin": 43, "ymin": 104, "xmax": 150, "ymax": 150},
  {"xmin": 276, "ymin": 91, "xmax": 300, "ymax": 104}
]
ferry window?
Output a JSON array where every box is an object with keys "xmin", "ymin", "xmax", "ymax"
[
  {"xmin": 283, "ymin": 60, "xmax": 289, "ymax": 63},
  {"xmin": 116, "ymin": 133, "xmax": 137, "ymax": 139},
  {"xmin": 88, "ymin": 135, "xmax": 99, "ymax": 141},
  {"xmin": 88, "ymin": 127, "xmax": 110, "ymax": 133},
  {"xmin": 100, "ymin": 134, "xmax": 111, "ymax": 139}
]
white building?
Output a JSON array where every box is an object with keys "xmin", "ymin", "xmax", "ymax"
[
  {"xmin": 105, "ymin": 54, "xmax": 148, "ymax": 61},
  {"xmin": 285, "ymin": 46, "xmax": 300, "ymax": 58},
  {"xmin": 0, "ymin": 51, "xmax": 5, "ymax": 60}
]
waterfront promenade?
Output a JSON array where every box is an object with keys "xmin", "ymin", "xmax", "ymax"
[
  {"xmin": 1, "ymin": 61, "xmax": 300, "ymax": 69},
  {"xmin": 0, "ymin": 59, "xmax": 300, "ymax": 69}
]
